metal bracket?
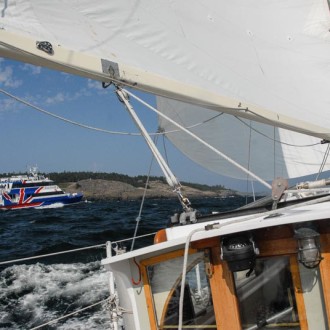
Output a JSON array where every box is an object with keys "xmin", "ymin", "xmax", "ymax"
[
  {"xmin": 36, "ymin": 41, "xmax": 53, "ymax": 55},
  {"xmin": 271, "ymin": 177, "xmax": 288, "ymax": 209},
  {"xmin": 101, "ymin": 59, "xmax": 120, "ymax": 79}
]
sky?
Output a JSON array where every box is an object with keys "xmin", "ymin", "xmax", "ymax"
[{"xmin": 0, "ymin": 57, "xmax": 267, "ymax": 192}]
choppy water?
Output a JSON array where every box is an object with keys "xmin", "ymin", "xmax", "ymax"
[{"xmin": 0, "ymin": 197, "xmax": 249, "ymax": 329}]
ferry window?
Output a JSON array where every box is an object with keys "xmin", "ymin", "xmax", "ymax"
[
  {"xmin": 147, "ymin": 251, "xmax": 216, "ymax": 329},
  {"xmin": 234, "ymin": 256, "xmax": 300, "ymax": 329}
]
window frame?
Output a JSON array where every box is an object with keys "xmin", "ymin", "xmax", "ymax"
[{"xmin": 139, "ymin": 224, "xmax": 330, "ymax": 329}]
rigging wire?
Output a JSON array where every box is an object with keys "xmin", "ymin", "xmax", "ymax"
[
  {"xmin": 130, "ymin": 135, "xmax": 158, "ymax": 251},
  {"xmin": 0, "ymin": 233, "xmax": 157, "ymax": 266},
  {"xmin": 234, "ymin": 106, "xmax": 330, "ymax": 139},
  {"xmin": 162, "ymin": 132, "xmax": 170, "ymax": 166},
  {"xmin": 273, "ymin": 126, "xmax": 276, "ymax": 179},
  {"xmin": 0, "ymin": 88, "xmax": 139, "ymax": 136},
  {"xmin": 0, "ymin": 88, "xmax": 222, "ymax": 137},
  {"xmin": 2, "ymin": 87, "xmax": 319, "ymax": 150},
  {"xmin": 245, "ymin": 120, "xmax": 255, "ymax": 204},
  {"xmin": 316, "ymin": 144, "xmax": 330, "ymax": 180},
  {"xmin": 235, "ymin": 116, "xmax": 321, "ymax": 148}
]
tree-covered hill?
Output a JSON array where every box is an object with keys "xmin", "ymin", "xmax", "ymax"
[{"xmin": 0, "ymin": 171, "xmax": 226, "ymax": 191}]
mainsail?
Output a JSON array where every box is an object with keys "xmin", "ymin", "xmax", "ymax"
[
  {"xmin": 0, "ymin": 0, "xmax": 330, "ymax": 186},
  {"xmin": 157, "ymin": 97, "xmax": 330, "ymax": 181},
  {"xmin": 1, "ymin": 0, "xmax": 330, "ymax": 139}
]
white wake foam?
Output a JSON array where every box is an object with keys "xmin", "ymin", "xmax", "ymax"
[
  {"xmin": 35, "ymin": 202, "xmax": 65, "ymax": 209},
  {"xmin": 0, "ymin": 261, "xmax": 110, "ymax": 329}
]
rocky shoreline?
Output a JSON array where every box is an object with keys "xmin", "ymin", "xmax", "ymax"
[{"xmin": 63, "ymin": 179, "xmax": 236, "ymax": 200}]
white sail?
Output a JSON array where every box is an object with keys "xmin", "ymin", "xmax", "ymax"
[
  {"xmin": 1, "ymin": 0, "xmax": 330, "ymax": 139},
  {"xmin": 157, "ymin": 97, "xmax": 330, "ymax": 181}
]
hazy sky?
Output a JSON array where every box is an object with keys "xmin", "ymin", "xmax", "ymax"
[{"xmin": 0, "ymin": 58, "xmax": 266, "ymax": 192}]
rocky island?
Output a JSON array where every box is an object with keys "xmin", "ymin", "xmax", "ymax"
[
  {"xmin": 0, "ymin": 171, "xmax": 236, "ymax": 201},
  {"xmin": 63, "ymin": 179, "xmax": 236, "ymax": 200}
]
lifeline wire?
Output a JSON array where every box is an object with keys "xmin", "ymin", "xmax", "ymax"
[
  {"xmin": 0, "ymin": 243, "xmax": 106, "ymax": 266},
  {"xmin": 0, "ymin": 233, "xmax": 157, "ymax": 266}
]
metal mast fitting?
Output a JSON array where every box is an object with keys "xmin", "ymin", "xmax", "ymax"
[{"xmin": 115, "ymin": 86, "xmax": 192, "ymax": 212}]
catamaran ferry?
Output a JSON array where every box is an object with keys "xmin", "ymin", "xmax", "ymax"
[{"xmin": 0, "ymin": 168, "xmax": 83, "ymax": 210}]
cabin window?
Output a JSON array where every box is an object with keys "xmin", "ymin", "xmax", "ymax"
[
  {"xmin": 147, "ymin": 251, "xmax": 216, "ymax": 329},
  {"xmin": 234, "ymin": 256, "xmax": 300, "ymax": 329}
]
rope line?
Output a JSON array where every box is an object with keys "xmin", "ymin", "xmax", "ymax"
[{"xmin": 30, "ymin": 298, "xmax": 110, "ymax": 330}]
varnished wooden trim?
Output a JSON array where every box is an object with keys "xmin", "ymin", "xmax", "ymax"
[
  {"xmin": 158, "ymin": 257, "xmax": 206, "ymax": 329},
  {"xmin": 210, "ymin": 246, "xmax": 241, "ymax": 329},
  {"xmin": 191, "ymin": 236, "xmax": 220, "ymax": 249},
  {"xmin": 258, "ymin": 236, "xmax": 297, "ymax": 257},
  {"xmin": 320, "ymin": 233, "xmax": 330, "ymax": 326},
  {"xmin": 159, "ymin": 278, "xmax": 180, "ymax": 328},
  {"xmin": 154, "ymin": 229, "xmax": 167, "ymax": 244},
  {"xmin": 141, "ymin": 264, "xmax": 158, "ymax": 330},
  {"xmin": 140, "ymin": 223, "xmax": 330, "ymax": 330},
  {"xmin": 290, "ymin": 255, "xmax": 308, "ymax": 330},
  {"xmin": 140, "ymin": 248, "xmax": 198, "ymax": 330},
  {"xmin": 140, "ymin": 248, "xmax": 197, "ymax": 267}
]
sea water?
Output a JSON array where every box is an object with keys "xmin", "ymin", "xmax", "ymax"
[{"xmin": 0, "ymin": 197, "xmax": 249, "ymax": 329}]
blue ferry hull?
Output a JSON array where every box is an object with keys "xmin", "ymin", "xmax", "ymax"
[
  {"xmin": 0, "ymin": 170, "xmax": 84, "ymax": 210},
  {"xmin": 0, "ymin": 192, "xmax": 84, "ymax": 210}
]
